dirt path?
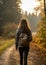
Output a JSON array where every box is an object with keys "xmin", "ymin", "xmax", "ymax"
[
  {"xmin": 0, "ymin": 45, "xmax": 15, "ymax": 65},
  {"xmin": 0, "ymin": 43, "xmax": 46, "ymax": 65},
  {"xmin": 0, "ymin": 44, "xmax": 33, "ymax": 65}
]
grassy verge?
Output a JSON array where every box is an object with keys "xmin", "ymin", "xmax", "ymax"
[{"xmin": 0, "ymin": 39, "xmax": 15, "ymax": 55}]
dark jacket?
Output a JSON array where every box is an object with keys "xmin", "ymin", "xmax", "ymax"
[{"xmin": 15, "ymin": 28, "xmax": 32, "ymax": 49}]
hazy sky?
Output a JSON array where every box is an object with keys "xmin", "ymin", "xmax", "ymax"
[{"xmin": 20, "ymin": 0, "xmax": 40, "ymax": 14}]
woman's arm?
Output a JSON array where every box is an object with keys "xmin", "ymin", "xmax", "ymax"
[
  {"xmin": 15, "ymin": 29, "xmax": 19, "ymax": 50},
  {"xmin": 28, "ymin": 30, "xmax": 32, "ymax": 42}
]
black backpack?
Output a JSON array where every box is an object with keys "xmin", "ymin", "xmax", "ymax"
[{"xmin": 19, "ymin": 33, "xmax": 29, "ymax": 46}]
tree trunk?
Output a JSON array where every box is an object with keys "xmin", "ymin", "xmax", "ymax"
[{"xmin": 44, "ymin": 0, "xmax": 46, "ymax": 16}]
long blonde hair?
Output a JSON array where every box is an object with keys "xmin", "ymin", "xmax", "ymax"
[{"xmin": 18, "ymin": 18, "xmax": 31, "ymax": 31}]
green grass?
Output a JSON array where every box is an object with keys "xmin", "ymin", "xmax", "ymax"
[{"xmin": 0, "ymin": 39, "xmax": 15, "ymax": 55}]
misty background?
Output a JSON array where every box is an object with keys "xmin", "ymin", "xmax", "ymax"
[{"xmin": 0, "ymin": 0, "xmax": 42, "ymax": 37}]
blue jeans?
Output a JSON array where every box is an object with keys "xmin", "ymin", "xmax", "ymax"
[{"xmin": 19, "ymin": 47, "xmax": 29, "ymax": 65}]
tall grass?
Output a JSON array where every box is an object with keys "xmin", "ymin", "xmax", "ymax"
[{"xmin": 0, "ymin": 39, "xmax": 15, "ymax": 55}]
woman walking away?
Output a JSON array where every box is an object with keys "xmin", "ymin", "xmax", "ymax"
[{"xmin": 15, "ymin": 19, "xmax": 32, "ymax": 65}]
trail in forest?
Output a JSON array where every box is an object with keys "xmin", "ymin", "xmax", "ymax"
[{"xmin": 0, "ymin": 43, "xmax": 46, "ymax": 65}]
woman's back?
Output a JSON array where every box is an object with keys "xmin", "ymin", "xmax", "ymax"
[{"xmin": 16, "ymin": 19, "xmax": 32, "ymax": 47}]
